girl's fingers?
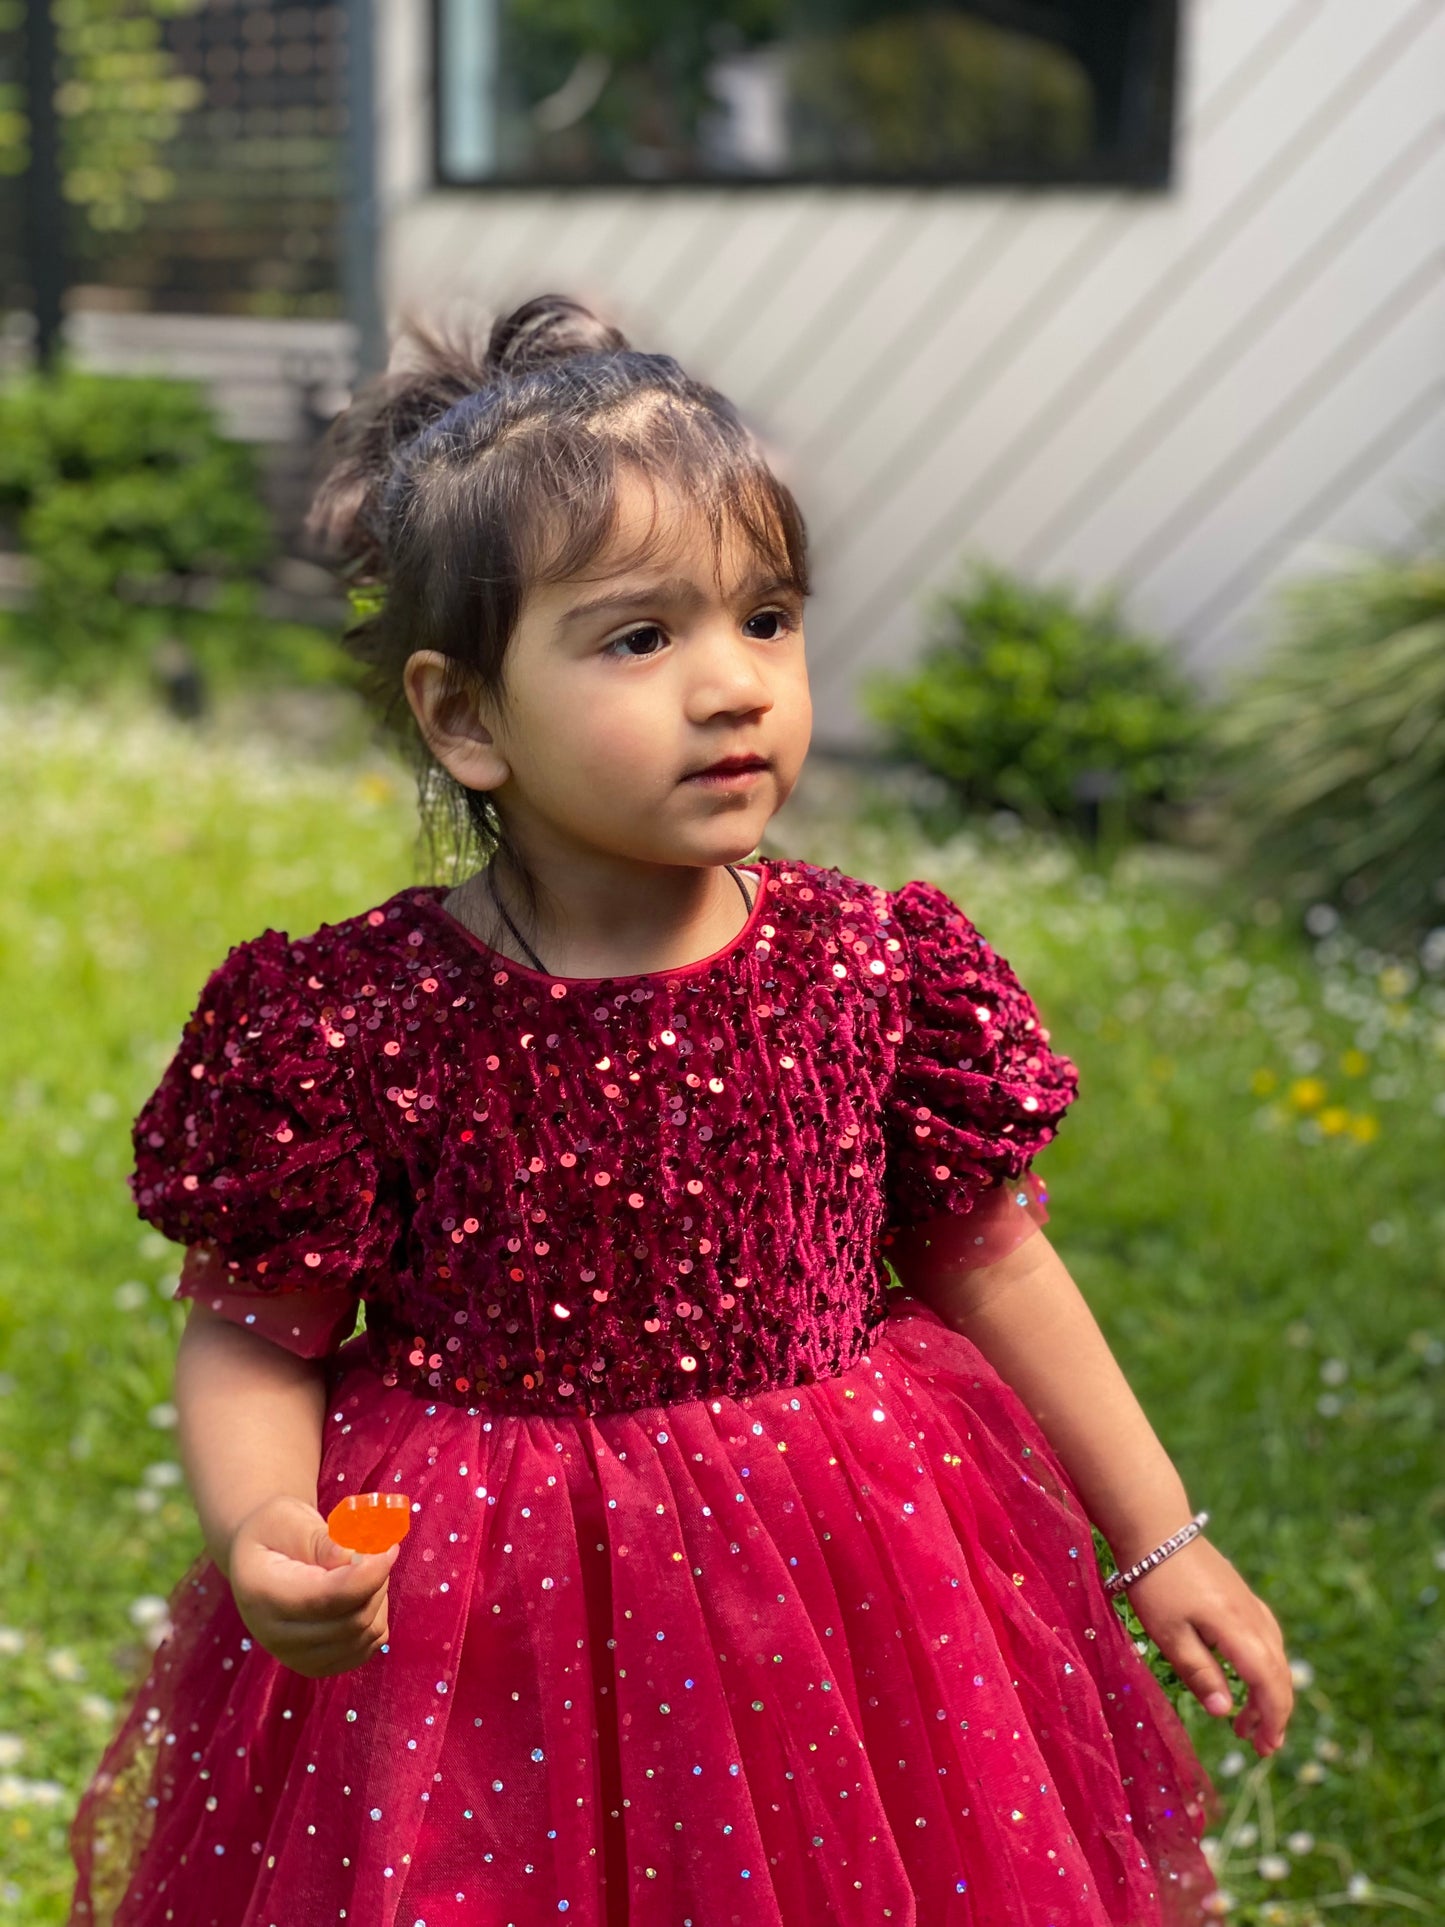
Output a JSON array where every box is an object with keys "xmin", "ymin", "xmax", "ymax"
[
  {"xmin": 1205, "ymin": 1620, "xmax": 1294, "ymax": 1749},
  {"xmin": 362, "ymin": 1586, "xmax": 391, "ymax": 1647},
  {"xmin": 290, "ymin": 1544, "xmax": 398, "ymax": 1617},
  {"xmin": 1127, "ymin": 1547, "xmax": 1295, "ymax": 1752},
  {"xmin": 1154, "ymin": 1622, "xmax": 1235, "ymax": 1717},
  {"xmin": 248, "ymin": 1584, "xmax": 392, "ymax": 1674},
  {"xmin": 239, "ymin": 1542, "xmax": 397, "ymax": 1624}
]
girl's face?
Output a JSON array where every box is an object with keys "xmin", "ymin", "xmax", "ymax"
[{"xmin": 407, "ymin": 466, "xmax": 812, "ymax": 876}]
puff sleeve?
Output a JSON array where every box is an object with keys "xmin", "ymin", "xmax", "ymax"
[
  {"xmin": 881, "ymin": 878, "xmax": 1079, "ymax": 1277},
  {"xmin": 129, "ymin": 929, "xmax": 403, "ymax": 1358}
]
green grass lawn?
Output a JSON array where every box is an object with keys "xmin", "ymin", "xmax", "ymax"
[{"xmin": 1, "ymin": 686, "xmax": 1442, "ymax": 1925}]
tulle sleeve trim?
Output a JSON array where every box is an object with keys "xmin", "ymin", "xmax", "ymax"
[
  {"xmin": 176, "ymin": 1242, "xmax": 362, "ymax": 1358},
  {"xmin": 880, "ymin": 877, "xmax": 1079, "ymax": 1245},
  {"xmin": 885, "ymin": 1169, "xmax": 1051, "ymax": 1294}
]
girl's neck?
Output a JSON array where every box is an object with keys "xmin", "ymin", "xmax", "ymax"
[{"xmin": 442, "ymin": 858, "xmax": 758, "ymax": 979}]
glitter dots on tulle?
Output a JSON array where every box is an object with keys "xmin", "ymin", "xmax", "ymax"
[{"xmin": 130, "ymin": 858, "xmax": 1077, "ymax": 1419}]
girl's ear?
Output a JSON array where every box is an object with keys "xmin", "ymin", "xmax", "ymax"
[{"xmin": 402, "ymin": 650, "xmax": 510, "ymax": 792}]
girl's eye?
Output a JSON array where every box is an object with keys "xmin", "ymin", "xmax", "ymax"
[
  {"xmin": 744, "ymin": 608, "xmax": 797, "ymax": 640},
  {"xmin": 605, "ymin": 625, "xmax": 666, "ymax": 660}
]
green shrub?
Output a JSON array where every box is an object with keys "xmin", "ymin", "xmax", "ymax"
[
  {"xmin": 1207, "ymin": 528, "xmax": 1445, "ymax": 955},
  {"xmin": 860, "ymin": 564, "xmax": 1209, "ymax": 848},
  {"xmin": 0, "ymin": 362, "xmax": 348, "ymax": 694}
]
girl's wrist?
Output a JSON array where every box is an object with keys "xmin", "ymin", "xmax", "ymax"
[
  {"xmin": 211, "ymin": 1506, "xmax": 261, "ymax": 1582},
  {"xmin": 1104, "ymin": 1510, "xmax": 1211, "ymax": 1596},
  {"xmin": 1097, "ymin": 1489, "xmax": 1198, "ymax": 1572},
  {"xmin": 212, "ymin": 1493, "xmax": 317, "ymax": 1582}
]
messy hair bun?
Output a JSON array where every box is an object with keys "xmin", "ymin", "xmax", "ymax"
[
  {"xmin": 305, "ymin": 294, "xmax": 629, "ymax": 584},
  {"xmin": 488, "ymin": 293, "xmax": 630, "ymax": 378},
  {"xmin": 302, "ymin": 290, "xmax": 809, "ymax": 925}
]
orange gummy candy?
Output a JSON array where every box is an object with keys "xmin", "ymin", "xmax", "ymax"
[{"xmin": 327, "ymin": 1491, "xmax": 412, "ymax": 1554}]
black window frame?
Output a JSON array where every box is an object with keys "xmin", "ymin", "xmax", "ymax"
[{"xmin": 428, "ymin": 0, "xmax": 1180, "ymax": 195}]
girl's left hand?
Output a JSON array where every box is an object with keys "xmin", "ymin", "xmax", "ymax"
[{"xmin": 1119, "ymin": 1535, "xmax": 1295, "ymax": 1756}]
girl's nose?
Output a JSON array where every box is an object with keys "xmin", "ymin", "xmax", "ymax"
[{"xmin": 692, "ymin": 630, "xmax": 774, "ymax": 712}]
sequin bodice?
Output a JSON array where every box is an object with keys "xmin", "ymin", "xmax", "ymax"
[{"xmin": 131, "ymin": 859, "xmax": 1078, "ymax": 1414}]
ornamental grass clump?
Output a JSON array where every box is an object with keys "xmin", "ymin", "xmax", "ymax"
[{"xmin": 1206, "ymin": 523, "xmax": 1445, "ymax": 958}]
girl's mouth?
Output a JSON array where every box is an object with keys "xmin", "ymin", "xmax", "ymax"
[{"xmin": 683, "ymin": 758, "xmax": 769, "ymax": 788}]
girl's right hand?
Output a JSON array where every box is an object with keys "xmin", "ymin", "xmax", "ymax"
[{"xmin": 225, "ymin": 1494, "xmax": 400, "ymax": 1678}]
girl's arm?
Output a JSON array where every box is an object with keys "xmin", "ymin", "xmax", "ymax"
[
  {"xmin": 896, "ymin": 1227, "xmax": 1294, "ymax": 1756},
  {"xmin": 175, "ymin": 1301, "xmax": 331, "ymax": 1572},
  {"xmin": 174, "ymin": 1302, "xmax": 398, "ymax": 1676}
]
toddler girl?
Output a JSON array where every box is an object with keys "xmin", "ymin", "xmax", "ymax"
[{"xmin": 70, "ymin": 293, "xmax": 1292, "ymax": 1927}]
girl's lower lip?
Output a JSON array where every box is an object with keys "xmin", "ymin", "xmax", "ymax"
[{"xmin": 685, "ymin": 765, "xmax": 767, "ymax": 787}]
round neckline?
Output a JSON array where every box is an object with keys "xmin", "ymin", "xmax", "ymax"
[{"xmin": 409, "ymin": 861, "xmax": 772, "ymax": 986}]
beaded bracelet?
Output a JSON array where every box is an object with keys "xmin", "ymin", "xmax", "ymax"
[{"xmin": 1103, "ymin": 1510, "xmax": 1210, "ymax": 1597}]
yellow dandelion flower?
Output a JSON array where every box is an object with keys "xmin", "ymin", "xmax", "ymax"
[
  {"xmin": 1379, "ymin": 966, "xmax": 1412, "ymax": 998},
  {"xmin": 1318, "ymin": 1106, "xmax": 1350, "ymax": 1135},
  {"xmin": 358, "ymin": 773, "xmax": 396, "ymax": 805},
  {"xmin": 1288, "ymin": 1077, "xmax": 1327, "ymax": 1112},
  {"xmin": 1347, "ymin": 1114, "xmax": 1380, "ymax": 1143},
  {"xmin": 1340, "ymin": 1049, "xmax": 1368, "ymax": 1077},
  {"xmin": 1250, "ymin": 1068, "xmax": 1278, "ymax": 1096}
]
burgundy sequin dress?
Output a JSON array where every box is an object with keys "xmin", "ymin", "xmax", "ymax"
[{"xmin": 70, "ymin": 857, "xmax": 1219, "ymax": 1927}]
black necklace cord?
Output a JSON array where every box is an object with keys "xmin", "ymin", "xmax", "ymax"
[
  {"xmin": 485, "ymin": 864, "xmax": 547, "ymax": 971},
  {"xmin": 484, "ymin": 862, "xmax": 755, "ymax": 976},
  {"xmin": 724, "ymin": 862, "xmax": 755, "ymax": 914}
]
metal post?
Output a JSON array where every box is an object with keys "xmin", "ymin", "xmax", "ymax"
[
  {"xmin": 23, "ymin": 0, "xmax": 66, "ymax": 370},
  {"xmin": 343, "ymin": 0, "xmax": 385, "ymax": 381}
]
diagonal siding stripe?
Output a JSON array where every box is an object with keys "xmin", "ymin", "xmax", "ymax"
[
  {"xmin": 586, "ymin": 199, "xmax": 690, "ymax": 290},
  {"xmin": 690, "ymin": 194, "xmax": 843, "ymax": 373},
  {"xmin": 1180, "ymin": 373, "xmax": 1445, "ymax": 647},
  {"xmin": 731, "ymin": 196, "xmax": 929, "ymax": 407},
  {"xmin": 613, "ymin": 194, "xmax": 744, "ymax": 324},
  {"xmin": 1184, "ymin": 0, "xmax": 1324, "ymax": 144},
  {"xmin": 777, "ymin": 198, "xmax": 1033, "ymax": 459},
  {"xmin": 820, "ymin": 0, "xmax": 1442, "ymax": 681},
  {"xmin": 1118, "ymin": 249, "xmax": 1443, "ymax": 589},
  {"xmin": 1016, "ymin": 111, "xmax": 1445, "ymax": 573},
  {"xmin": 508, "ymin": 196, "xmax": 674, "ymax": 297},
  {"xmin": 662, "ymin": 195, "xmax": 837, "ymax": 360},
  {"xmin": 394, "ymin": 192, "xmax": 580, "ymax": 317},
  {"xmin": 568, "ymin": 201, "xmax": 662, "ymax": 285}
]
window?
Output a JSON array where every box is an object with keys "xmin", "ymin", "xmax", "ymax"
[{"xmin": 433, "ymin": 0, "xmax": 1178, "ymax": 191}]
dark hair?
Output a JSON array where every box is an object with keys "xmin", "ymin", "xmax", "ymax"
[{"xmin": 303, "ymin": 292, "xmax": 810, "ymax": 939}]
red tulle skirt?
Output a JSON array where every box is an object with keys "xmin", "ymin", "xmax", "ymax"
[{"xmin": 70, "ymin": 1294, "xmax": 1219, "ymax": 1926}]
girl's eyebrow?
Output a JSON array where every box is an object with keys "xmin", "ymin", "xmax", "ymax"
[{"xmin": 556, "ymin": 570, "xmax": 796, "ymax": 632}]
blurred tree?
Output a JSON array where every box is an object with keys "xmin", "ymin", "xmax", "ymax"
[
  {"xmin": 4, "ymin": 1, "xmax": 349, "ymax": 319},
  {"xmin": 49, "ymin": 0, "xmax": 204, "ymax": 239},
  {"xmin": 1, "ymin": 0, "xmax": 203, "ymax": 289},
  {"xmin": 788, "ymin": 12, "xmax": 1090, "ymax": 172}
]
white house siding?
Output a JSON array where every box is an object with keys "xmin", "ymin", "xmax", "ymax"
[{"xmin": 377, "ymin": 0, "xmax": 1445, "ymax": 749}]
